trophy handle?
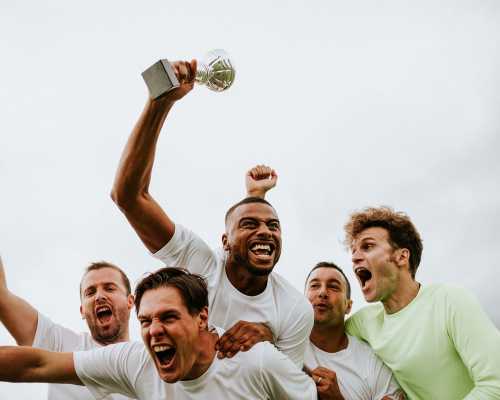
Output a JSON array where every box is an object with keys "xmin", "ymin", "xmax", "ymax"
[{"xmin": 142, "ymin": 59, "xmax": 180, "ymax": 100}]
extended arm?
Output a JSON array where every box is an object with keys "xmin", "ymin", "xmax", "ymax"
[
  {"xmin": 245, "ymin": 165, "xmax": 277, "ymax": 199},
  {"xmin": 0, "ymin": 256, "xmax": 38, "ymax": 346},
  {"xmin": 111, "ymin": 60, "xmax": 196, "ymax": 253},
  {"xmin": 0, "ymin": 346, "xmax": 80, "ymax": 385}
]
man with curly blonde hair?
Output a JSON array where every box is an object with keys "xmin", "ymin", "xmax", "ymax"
[{"xmin": 345, "ymin": 206, "xmax": 500, "ymax": 400}]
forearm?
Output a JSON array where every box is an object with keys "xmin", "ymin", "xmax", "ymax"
[
  {"xmin": 0, "ymin": 292, "xmax": 38, "ymax": 346},
  {"xmin": 0, "ymin": 347, "xmax": 80, "ymax": 385},
  {"xmin": 111, "ymin": 98, "xmax": 175, "ymax": 208}
]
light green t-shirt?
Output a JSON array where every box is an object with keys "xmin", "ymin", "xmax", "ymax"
[{"xmin": 346, "ymin": 284, "xmax": 500, "ymax": 400}]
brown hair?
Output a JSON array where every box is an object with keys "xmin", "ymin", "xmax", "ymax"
[
  {"xmin": 134, "ymin": 267, "xmax": 208, "ymax": 315},
  {"xmin": 80, "ymin": 261, "xmax": 131, "ymax": 296},
  {"xmin": 344, "ymin": 207, "xmax": 423, "ymax": 278}
]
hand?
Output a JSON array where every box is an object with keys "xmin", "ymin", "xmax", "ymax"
[
  {"xmin": 215, "ymin": 320, "xmax": 273, "ymax": 359},
  {"xmin": 312, "ymin": 367, "xmax": 345, "ymax": 400},
  {"xmin": 154, "ymin": 59, "xmax": 197, "ymax": 103},
  {"xmin": 245, "ymin": 165, "xmax": 278, "ymax": 199}
]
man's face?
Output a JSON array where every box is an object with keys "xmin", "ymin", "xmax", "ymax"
[
  {"xmin": 138, "ymin": 286, "xmax": 206, "ymax": 383},
  {"xmin": 80, "ymin": 268, "xmax": 133, "ymax": 345},
  {"xmin": 223, "ymin": 203, "xmax": 282, "ymax": 276},
  {"xmin": 351, "ymin": 227, "xmax": 401, "ymax": 303},
  {"xmin": 306, "ymin": 267, "xmax": 352, "ymax": 327}
]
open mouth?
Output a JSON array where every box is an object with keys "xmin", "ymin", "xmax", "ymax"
[
  {"xmin": 250, "ymin": 242, "xmax": 275, "ymax": 257},
  {"xmin": 153, "ymin": 345, "xmax": 176, "ymax": 368},
  {"xmin": 355, "ymin": 267, "xmax": 373, "ymax": 289},
  {"xmin": 95, "ymin": 305, "xmax": 113, "ymax": 324}
]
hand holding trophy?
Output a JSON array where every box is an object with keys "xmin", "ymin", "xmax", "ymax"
[{"xmin": 142, "ymin": 49, "xmax": 235, "ymax": 99}]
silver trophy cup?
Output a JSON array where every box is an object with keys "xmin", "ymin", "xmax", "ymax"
[{"xmin": 142, "ymin": 49, "xmax": 235, "ymax": 99}]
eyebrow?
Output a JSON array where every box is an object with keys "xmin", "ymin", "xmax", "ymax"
[{"xmin": 308, "ymin": 278, "xmax": 343, "ymax": 285}]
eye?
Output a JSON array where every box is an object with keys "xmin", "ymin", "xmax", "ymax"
[
  {"xmin": 84, "ymin": 288, "xmax": 96, "ymax": 297},
  {"xmin": 268, "ymin": 221, "xmax": 280, "ymax": 231},
  {"xmin": 241, "ymin": 220, "xmax": 257, "ymax": 228},
  {"xmin": 139, "ymin": 319, "xmax": 151, "ymax": 328}
]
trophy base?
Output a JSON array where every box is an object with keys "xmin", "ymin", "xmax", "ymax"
[{"xmin": 142, "ymin": 59, "xmax": 180, "ymax": 100}]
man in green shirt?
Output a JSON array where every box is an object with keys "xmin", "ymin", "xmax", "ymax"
[{"xmin": 344, "ymin": 206, "xmax": 500, "ymax": 400}]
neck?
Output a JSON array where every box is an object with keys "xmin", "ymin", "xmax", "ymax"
[
  {"xmin": 310, "ymin": 321, "xmax": 348, "ymax": 353},
  {"xmin": 383, "ymin": 275, "xmax": 420, "ymax": 314},
  {"xmin": 183, "ymin": 329, "xmax": 218, "ymax": 380},
  {"xmin": 225, "ymin": 261, "xmax": 269, "ymax": 296}
]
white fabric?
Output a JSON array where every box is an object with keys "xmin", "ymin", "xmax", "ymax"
[
  {"xmin": 153, "ymin": 223, "xmax": 314, "ymax": 368},
  {"xmin": 304, "ymin": 334, "xmax": 404, "ymax": 400},
  {"xmin": 32, "ymin": 313, "xmax": 133, "ymax": 400},
  {"xmin": 74, "ymin": 328, "xmax": 317, "ymax": 400}
]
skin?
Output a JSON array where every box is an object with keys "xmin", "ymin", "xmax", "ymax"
[
  {"xmin": 351, "ymin": 227, "xmax": 420, "ymax": 314},
  {"xmin": 111, "ymin": 66, "xmax": 280, "ymax": 358},
  {"xmin": 80, "ymin": 267, "xmax": 134, "ymax": 345},
  {"xmin": 137, "ymin": 286, "xmax": 217, "ymax": 383},
  {"xmin": 305, "ymin": 267, "xmax": 352, "ymax": 400}
]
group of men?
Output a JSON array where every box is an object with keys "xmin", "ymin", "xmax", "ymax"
[{"xmin": 1, "ymin": 59, "xmax": 500, "ymax": 400}]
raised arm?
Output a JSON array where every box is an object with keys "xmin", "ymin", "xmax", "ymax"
[
  {"xmin": 0, "ymin": 256, "xmax": 38, "ymax": 346},
  {"xmin": 245, "ymin": 164, "xmax": 278, "ymax": 199},
  {"xmin": 0, "ymin": 346, "xmax": 80, "ymax": 385},
  {"xmin": 111, "ymin": 60, "xmax": 197, "ymax": 253}
]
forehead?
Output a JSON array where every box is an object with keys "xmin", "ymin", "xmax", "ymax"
[
  {"xmin": 81, "ymin": 268, "xmax": 125, "ymax": 291},
  {"xmin": 229, "ymin": 203, "xmax": 278, "ymax": 224},
  {"xmin": 353, "ymin": 227, "xmax": 389, "ymax": 245},
  {"xmin": 307, "ymin": 267, "xmax": 347, "ymax": 288},
  {"xmin": 138, "ymin": 286, "xmax": 188, "ymax": 316}
]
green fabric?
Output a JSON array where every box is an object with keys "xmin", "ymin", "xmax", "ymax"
[{"xmin": 346, "ymin": 284, "xmax": 500, "ymax": 400}]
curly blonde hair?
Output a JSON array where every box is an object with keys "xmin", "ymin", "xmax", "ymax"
[{"xmin": 344, "ymin": 206, "xmax": 423, "ymax": 278}]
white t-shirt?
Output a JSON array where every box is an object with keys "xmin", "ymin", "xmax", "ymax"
[
  {"xmin": 32, "ymin": 313, "xmax": 133, "ymax": 400},
  {"xmin": 153, "ymin": 224, "xmax": 314, "ymax": 368},
  {"xmin": 304, "ymin": 334, "xmax": 404, "ymax": 400},
  {"xmin": 74, "ymin": 329, "xmax": 317, "ymax": 400}
]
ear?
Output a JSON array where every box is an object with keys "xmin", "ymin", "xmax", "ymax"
[
  {"xmin": 394, "ymin": 248, "xmax": 410, "ymax": 268},
  {"xmin": 222, "ymin": 233, "xmax": 230, "ymax": 251},
  {"xmin": 127, "ymin": 294, "xmax": 135, "ymax": 310},
  {"xmin": 198, "ymin": 306, "xmax": 209, "ymax": 331},
  {"xmin": 345, "ymin": 299, "xmax": 353, "ymax": 316},
  {"xmin": 80, "ymin": 305, "xmax": 85, "ymax": 320}
]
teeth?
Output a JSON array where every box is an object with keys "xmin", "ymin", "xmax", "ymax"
[
  {"xmin": 252, "ymin": 244, "xmax": 271, "ymax": 251},
  {"xmin": 96, "ymin": 306, "xmax": 111, "ymax": 313},
  {"xmin": 153, "ymin": 345, "xmax": 171, "ymax": 352}
]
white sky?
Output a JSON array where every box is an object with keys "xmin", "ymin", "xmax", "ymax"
[{"xmin": 1, "ymin": 0, "xmax": 499, "ymax": 398}]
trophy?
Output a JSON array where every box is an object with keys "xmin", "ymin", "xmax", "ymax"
[{"xmin": 142, "ymin": 49, "xmax": 235, "ymax": 99}]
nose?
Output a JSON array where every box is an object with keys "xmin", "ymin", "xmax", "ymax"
[
  {"xmin": 351, "ymin": 248, "xmax": 363, "ymax": 265},
  {"xmin": 318, "ymin": 284, "xmax": 328, "ymax": 298},
  {"xmin": 149, "ymin": 320, "xmax": 165, "ymax": 338},
  {"xmin": 256, "ymin": 222, "xmax": 272, "ymax": 238},
  {"xmin": 95, "ymin": 288, "xmax": 108, "ymax": 302}
]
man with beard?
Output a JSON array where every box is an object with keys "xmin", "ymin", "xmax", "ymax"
[
  {"xmin": 0, "ymin": 267, "xmax": 319, "ymax": 400},
  {"xmin": 304, "ymin": 262, "xmax": 404, "ymax": 400},
  {"xmin": 0, "ymin": 256, "xmax": 134, "ymax": 400},
  {"xmin": 344, "ymin": 207, "xmax": 500, "ymax": 399},
  {"xmin": 111, "ymin": 60, "xmax": 313, "ymax": 367}
]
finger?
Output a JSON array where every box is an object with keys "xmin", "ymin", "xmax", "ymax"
[
  {"xmin": 216, "ymin": 323, "xmax": 245, "ymax": 352},
  {"xmin": 189, "ymin": 59, "xmax": 197, "ymax": 83}
]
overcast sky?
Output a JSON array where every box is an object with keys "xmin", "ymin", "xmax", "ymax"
[{"xmin": 1, "ymin": 0, "xmax": 499, "ymax": 398}]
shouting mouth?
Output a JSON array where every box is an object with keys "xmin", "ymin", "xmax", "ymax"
[
  {"xmin": 95, "ymin": 305, "xmax": 113, "ymax": 324},
  {"xmin": 153, "ymin": 344, "xmax": 177, "ymax": 369},
  {"xmin": 249, "ymin": 242, "xmax": 275, "ymax": 260},
  {"xmin": 354, "ymin": 267, "xmax": 373, "ymax": 289}
]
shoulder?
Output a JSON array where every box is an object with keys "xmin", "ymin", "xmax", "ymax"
[
  {"xmin": 348, "ymin": 303, "xmax": 383, "ymax": 323},
  {"xmin": 269, "ymin": 272, "xmax": 312, "ymax": 315}
]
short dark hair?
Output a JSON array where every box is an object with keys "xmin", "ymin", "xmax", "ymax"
[
  {"xmin": 80, "ymin": 261, "xmax": 131, "ymax": 296},
  {"xmin": 305, "ymin": 262, "xmax": 351, "ymax": 299},
  {"xmin": 134, "ymin": 267, "xmax": 208, "ymax": 315},
  {"xmin": 344, "ymin": 206, "xmax": 423, "ymax": 278},
  {"xmin": 225, "ymin": 197, "xmax": 276, "ymax": 224}
]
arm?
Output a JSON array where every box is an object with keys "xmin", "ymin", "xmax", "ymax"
[
  {"xmin": 111, "ymin": 60, "xmax": 197, "ymax": 253},
  {"xmin": 245, "ymin": 165, "xmax": 277, "ymax": 199},
  {"xmin": 0, "ymin": 256, "xmax": 39, "ymax": 346},
  {"xmin": 445, "ymin": 287, "xmax": 500, "ymax": 399},
  {"xmin": 0, "ymin": 346, "xmax": 80, "ymax": 385},
  {"xmin": 215, "ymin": 320, "xmax": 274, "ymax": 358}
]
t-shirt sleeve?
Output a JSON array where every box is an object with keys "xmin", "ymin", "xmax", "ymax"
[
  {"xmin": 74, "ymin": 342, "xmax": 146, "ymax": 399},
  {"xmin": 152, "ymin": 223, "xmax": 219, "ymax": 278},
  {"xmin": 277, "ymin": 296, "xmax": 314, "ymax": 368},
  {"xmin": 32, "ymin": 312, "xmax": 81, "ymax": 352},
  {"xmin": 367, "ymin": 350, "xmax": 406, "ymax": 400},
  {"xmin": 345, "ymin": 312, "xmax": 366, "ymax": 341},
  {"xmin": 259, "ymin": 343, "xmax": 317, "ymax": 400},
  {"xmin": 443, "ymin": 286, "xmax": 500, "ymax": 399}
]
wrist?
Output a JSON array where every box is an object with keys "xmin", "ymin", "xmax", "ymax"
[{"xmin": 247, "ymin": 189, "xmax": 266, "ymax": 199}]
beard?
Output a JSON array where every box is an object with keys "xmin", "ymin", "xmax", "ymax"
[{"xmin": 85, "ymin": 307, "xmax": 128, "ymax": 345}]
